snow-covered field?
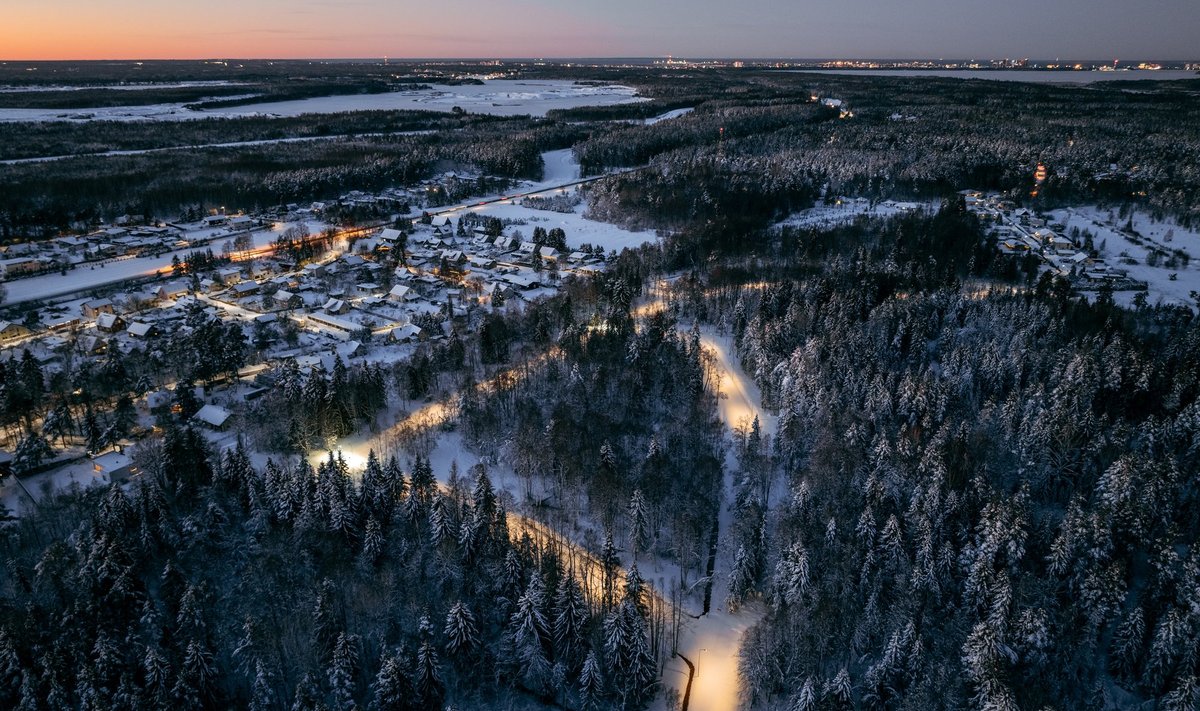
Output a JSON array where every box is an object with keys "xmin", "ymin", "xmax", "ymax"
[
  {"xmin": 436, "ymin": 148, "xmax": 660, "ymax": 254},
  {"xmin": 1051, "ymin": 206, "xmax": 1200, "ymax": 310},
  {"xmin": 645, "ymin": 107, "xmax": 694, "ymax": 124},
  {"xmin": 0, "ymin": 79, "xmax": 645, "ymax": 122},
  {"xmin": 777, "ymin": 197, "xmax": 932, "ymax": 230}
]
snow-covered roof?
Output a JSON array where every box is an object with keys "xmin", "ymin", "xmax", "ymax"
[{"xmin": 193, "ymin": 404, "xmax": 232, "ymax": 428}]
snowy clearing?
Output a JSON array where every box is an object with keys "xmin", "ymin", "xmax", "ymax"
[{"xmin": 776, "ymin": 197, "xmax": 934, "ymax": 230}]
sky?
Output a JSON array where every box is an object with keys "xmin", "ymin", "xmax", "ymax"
[{"xmin": 3, "ymin": 0, "xmax": 1198, "ymax": 61}]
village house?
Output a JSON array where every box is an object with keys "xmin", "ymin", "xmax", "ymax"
[
  {"xmin": 81, "ymin": 299, "xmax": 115, "ymax": 319},
  {"xmin": 0, "ymin": 321, "xmax": 32, "ymax": 344},
  {"xmin": 96, "ymin": 312, "xmax": 127, "ymax": 333},
  {"xmin": 193, "ymin": 404, "xmax": 232, "ymax": 430}
]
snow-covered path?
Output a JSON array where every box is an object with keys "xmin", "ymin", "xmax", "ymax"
[{"xmin": 663, "ymin": 327, "xmax": 774, "ymax": 711}]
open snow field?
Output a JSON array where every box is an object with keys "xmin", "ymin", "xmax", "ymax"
[
  {"xmin": 436, "ymin": 148, "xmax": 660, "ymax": 254},
  {"xmin": 776, "ymin": 197, "xmax": 933, "ymax": 230},
  {"xmin": 0, "ymin": 79, "xmax": 645, "ymax": 122}
]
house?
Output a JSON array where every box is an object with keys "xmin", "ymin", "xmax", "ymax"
[
  {"xmin": 231, "ymin": 281, "xmax": 260, "ymax": 298},
  {"xmin": 354, "ymin": 282, "xmax": 382, "ymax": 297},
  {"xmin": 95, "ymin": 312, "xmax": 127, "ymax": 333},
  {"xmin": 0, "ymin": 321, "xmax": 32, "ymax": 344},
  {"xmin": 45, "ymin": 316, "xmax": 81, "ymax": 332},
  {"xmin": 217, "ymin": 267, "xmax": 242, "ymax": 285},
  {"xmin": 538, "ymin": 246, "xmax": 560, "ymax": 261},
  {"xmin": 503, "ymin": 272, "xmax": 541, "ymax": 290},
  {"xmin": 387, "ymin": 284, "xmax": 414, "ymax": 302},
  {"xmin": 77, "ymin": 335, "xmax": 107, "ymax": 355},
  {"xmin": 155, "ymin": 280, "xmax": 190, "ymax": 300},
  {"xmin": 440, "ymin": 249, "xmax": 467, "ymax": 266},
  {"xmin": 384, "ymin": 324, "xmax": 423, "ymax": 344},
  {"xmin": 274, "ymin": 290, "xmax": 301, "ymax": 309},
  {"xmin": 127, "ymin": 321, "xmax": 158, "ymax": 339},
  {"xmin": 323, "ymin": 298, "xmax": 349, "ymax": 315},
  {"xmin": 81, "ymin": 299, "xmax": 115, "ymax": 319},
  {"xmin": 0, "ymin": 257, "xmax": 44, "ymax": 279},
  {"xmin": 336, "ymin": 340, "xmax": 364, "ymax": 359},
  {"xmin": 193, "ymin": 404, "xmax": 232, "ymax": 430},
  {"xmin": 91, "ymin": 451, "xmax": 136, "ymax": 482},
  {"xmin": 144, "ymin": 390, "xmax": 173, "ymax": 413}
]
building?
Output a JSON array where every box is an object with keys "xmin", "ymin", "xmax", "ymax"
[
  {"xmin": 127, "ymin": 321, "xmax": 158, "ymax": 339},
  {"xmin": 0, "ymin": 321, "xmax": 32, "ymax": 344},
  {"xmin": 0, "ymin": 257, "xmax": 44, "ymax": 279},
  {"xmin": 81, "ymin": 299, "xmax": 115, "ymax": 319},
  {"xmin": 192, "ymin": 404, "xmax": 232, "ymax": 430},
  {"xmin": 92, "ymin": 451, "xmax": 136, "ymax": 482},
  {"xmin": 96, "ymin": 312, "xmax": 127, "ymax": 333}
]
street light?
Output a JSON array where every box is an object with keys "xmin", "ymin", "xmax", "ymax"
[{"xmin": 698, "ymin": 648, "xmax": 706, "ymax": 679}]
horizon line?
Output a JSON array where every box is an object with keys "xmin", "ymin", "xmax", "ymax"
[{"xmin": 2, "ymin": 55, "xmax": 1198, "ymax": 64}]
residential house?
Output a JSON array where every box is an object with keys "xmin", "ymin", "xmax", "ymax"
[
  {"xmin": 193, "ymin": 404, "xmax": 232, "ymax": 430},
  {"xmin": 96, "ymin": 313, "xmax": 127, "ymax": 333},
  {"xmin": 81, "ymin": 299, "xmax": 115, "ymax": 319}
]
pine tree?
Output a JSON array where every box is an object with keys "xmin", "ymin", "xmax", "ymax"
[
  {"xmin": 444, "ymin": 602, "xmax": 479, "ymax": 659},
  {"xmin": 510, "ymin": 576, "xmax": 551, "ymax": 690},
  {"xmin": 602, "ymin": 599, "xmax": 656, "ymax": 709},
  {"xmin": 578, "ymin": 650, "xmax": 604, "ymax": 711},
  {"xmin": 328, "ymin": 633, "xmax": 360, "ymax": 711},
  {"xmin": 791, "ymin": 677, "xmax": 817, "ymax": 711},
  {"xmin": 359, "ymin": 516, "xmax": 384, "ymax": 568},
  {"xmin": 600, "ymin": 529, "xmax": 620, "ymax": 611},
  {"xmin": 412, "ymin": 641, "xmax": 443, "ymax": 710},
  {"xmin": 249, "ymin": 661, "xmax": 277, "ymax": 711},
  {"xmin": 553, "ymin": 572, "xmax": 589, "ymax": 665},
  {"xmin": 628, "ymin": 489, "xmax": 651, "ymax": 560},
  {"xmin": 428, "ymin": 494, "xmax": 454, "ymax": 550},
  {"xmin": 370, "ymin": 651, "xmax": 414, "ymax": 711},
  {"xmin": 772, "ymin": 540, "xmax": 810, "ymax": 609},
  {"xmin": 727, "ymin": 545, "xmax": 756, "ymax": 612},
  {"xmin": 825, "ymin": 668, "xmax": 854, "ymax": 710},
  {"xmin": 0, "ymin": 632, "xmax": 20, "ymax": 708}
]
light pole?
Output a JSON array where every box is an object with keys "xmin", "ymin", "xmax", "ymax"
[{"xmin": 698, "ymin": 648, "xmax": 706, "ymax": 679}]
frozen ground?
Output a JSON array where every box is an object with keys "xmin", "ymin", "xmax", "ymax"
[
  {"xmin": 436, "ymin": 148, "xmax": 660, "ymax": 254},
  {"xmin": 1051, "ymin": 206, "xmax": 1200, "ymax": 310},
  {"xmin": 0, "ymin": 79, "xmax": 645, "ymax": 122},
  {"xmin": 645, "ymin": 107, "xmax": 694, "ymax": 124},
  {"xmin": 777, "ymin": 197, "xmax": 933, "ymax": 230}
]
